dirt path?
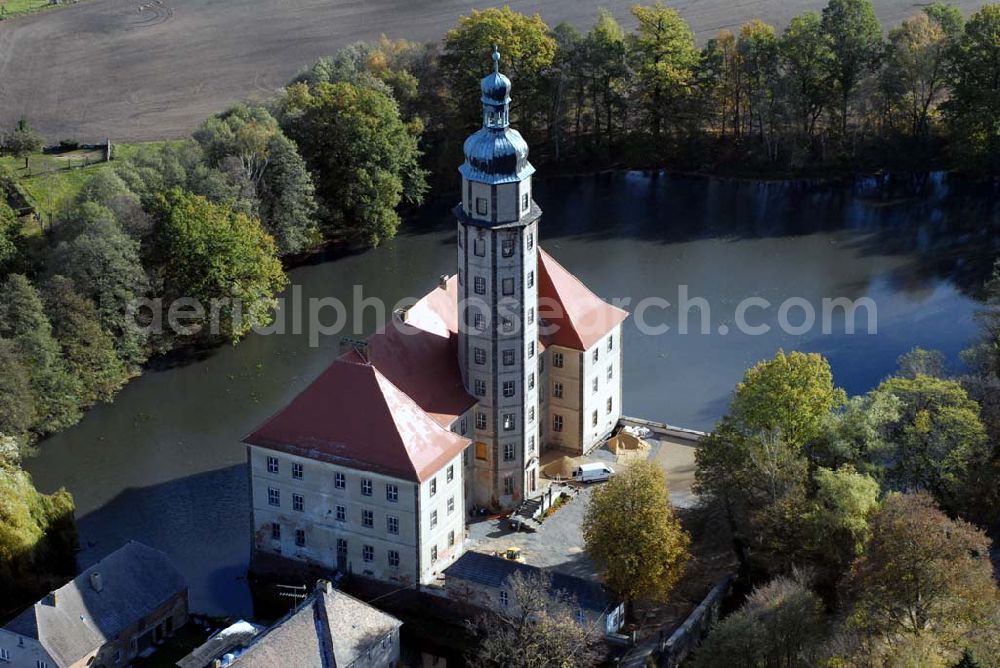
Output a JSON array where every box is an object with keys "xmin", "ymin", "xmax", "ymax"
[{"xmin": 0, "ymin": 0, "xmax": 987, "ymax": 142}]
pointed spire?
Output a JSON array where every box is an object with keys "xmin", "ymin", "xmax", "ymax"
[{"xmin": 492, "ymin": 45, "xmax": 500, "ymax": 72}]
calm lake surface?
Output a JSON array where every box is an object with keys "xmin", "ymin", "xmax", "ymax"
[{"xmin": 25, "ymin": 172, "xmax": 999, "ymax": 616}]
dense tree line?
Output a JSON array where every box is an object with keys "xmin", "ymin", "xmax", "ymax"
[
  {"xmin": 318, "ymin": 1, "xmax": 1000, "ymax": 178},
  {"xmin": 692, "ymin": 264, "xmax": 1000, "ymax": 666}
]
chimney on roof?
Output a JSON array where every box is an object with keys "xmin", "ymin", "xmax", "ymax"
[
  {"xmin": 90, "ymin": 572, "xmax": 103, "ymax": 593},
  {"xmin": 316, "ymin": 579, "xmax": 333, "ymax": 595},
  {"xmin": 439, "ymin": 275, "xmax": 448, "ymax": 289},
  {"xmin": 392, "ymin": 307, "xmax": 409, "ymax": 324}
]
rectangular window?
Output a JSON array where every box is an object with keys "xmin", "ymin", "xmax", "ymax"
[
  {"xmin": 292, "ymin": 493, "xmax": 303, "ymax": 512},
  {"xmin": 476, "ymin": 441, "xmax": 488, "ymax": 460},
  {"xmin": 271, "ymin": 522, "xmax": 281, "ymax": 540},
  {"xmin": 527, "ymin": 232, "xmax": 533, "ymax": 251},
  {"xmin": 387, "ymin": 515, "xmax": 399, "ymax": 534},
  {"xmin": 475, "ymin": 198, "xmax": 488, "ymax": 215},
  {"xmin": 500, "ymin": 590, "xmax": 509, "ymax": 606},
  {"xmin": 474, "ymin": 313, "xmax": 485, "ymax": 331},
  {"xmin": 553, "ymin": 382, "xmax": 563, "ymax": 399},
  {"xmin": 430, "ymin": 510, "xmax": 438, "ymax": 528},
  {"xmin": 503, "ymin": 380, "xmax": 515, "ymax": 397},
  {"xmin": 522, "ymin": 193, "xmax": 530, "ymax": 211},
  {"xmin": 430, "ymin": 478, "xmax": 437, "ymax": 496},
  {"xmin": 386, "ymin": 484, "xmax": 398, "ymax": 502},
  {"xmin": 593, "ymin": 349, "xmax": 599, "ymax": 362},
  {"xmin": 0, "ymin": 649, "xmax": 9, "ymax": 662},
  {"xmin": 361, "ymin": 478, "xmax": 372, "ymax": 496},
  {"xmin": 502, "ymin": 317, "xmax": 514, "ymax": 333},
  {"xmin": 335, "ymin": 472, "xmax": 346, "ymax": 489},
  {"xmin": 592, "ymin": 377, "xmax": 599, "ymax": 393},
  {"xmin": 527, "ymin": 307, "xmax": 534, "ymax": 324},
  {"xmin": 502, "ymin": 277, "xmax": 514, "ymax": 295},
  {"xmin": 267, "ymin": 487, "xmax": 280, "ymax": 507},
  {"xmin": 431, "ymin": 545, "xmax": 438, "ymax": 562},
  {"xmin": 607, "ymin": 365, "xmax": 613, "ymax": 381},
  {"xmin": 447, "ymin": 465, "xmax": 454, "ymax": 483},
  {"xmin": 464, "ymin": 447, "xmax": 470, "ymax": 466},
  {"xmin": 388, "ymin": 549, "xmax": 400, "ymax": 567},
  {"xmin": 607, "ymin": 397, "xmax": 613, "ymax": 414},
  {"xmin": 502, "ymin": 238, "xmax": 515, "ymax": 257},
  {"xmin": 474, "ymin": 275, "xmax": 486, "ymax": 295},
  {"xmin": 592, "ymin": 410, "xmax": 598, "ymax": 427},
  {"xmin": 266, "ymin": 456, "xmax": 278, "ymax": 474},
  {"xmin": 363, "ymin": 544, "xmax": 374, "ymax": 562},
  {"xmin": 528, "ymin": 373, "xmax": 535, "ymax": 390},
  {"xmin": 448, "ymin": 529, "xmax": 456, "ymax": 546},
  {"xmin": 447, "ymin": 496, "xmax": 455, "ymax": 514},
  {"xmin": 503, "ymin": 350, "xmax": 515, "ymax": 366},
  {"xmin": 528, "ymin": 406, "xmax": 535, "ymax": 422},
  {"xmin": 295, "ymin": 529, "xmax": 305, "ymax": 547},
  {"xmin": 362, "ymin": 509, "xmax": 374, "ymax": 528},
  {"xmin": 475, "ymin": 412, "xmax": 487, "ymax": 430},
  {"xmin": 553, "ymin": 414, "xmax": 563, "ymax": 432},
  {"xmin": 503, "ymin": 443, "xmax": 515, "ymax": 461},
  {"xmin": 474, "ymin": 378, "xmax": 486, "ymax": 397},
  {"xmin": 474, "ymin": 347, "xmax": 486, "ymax": 365},
  {"xmin": 336, "ymin": 505, "xmax": 346, "ymax": 522},
  {"xmin": 608, "ymin": 335, "xmax": 614, "ymax": 351},
  {"xmin": 553, "ymin": 352, "xmax": 563, "ymax": 368},
  {"xmin": 460, "ymin": 418, "xmax": 468, "ymax": 434},
  {"xmin": 503, "ymin": 414, "xmax": 515, "ymax": 431},
  {"xmin": 529, "ymin": 435, "xmax": 536, "ymax": 452},
  {"xmin": 503, "ymin": 474, "xmax": 514, "ymax": 495},
  {"xmin": 527, "ymin": 271, "xmax": 534, "ymax": 288},
  {"xmin": 474, "ymin": 237, "xmax": 485, "ymax": 256}
]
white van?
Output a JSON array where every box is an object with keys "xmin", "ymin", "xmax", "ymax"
[{"xmin": 572, "ymin": 462, "xmax": 615, "ymax": 483}]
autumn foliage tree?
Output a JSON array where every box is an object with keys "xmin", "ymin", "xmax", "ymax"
[{"xmin": 583, "ymin": 461, "xmax": 689, "ymax": 607}]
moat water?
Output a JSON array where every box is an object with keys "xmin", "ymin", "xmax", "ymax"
[{"xmin": 25, "ymin": 171, "xmax": 1000, "ymax": 616}]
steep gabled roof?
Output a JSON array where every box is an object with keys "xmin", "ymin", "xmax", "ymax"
[
  {"xmin": 231, "ymin": 582, "xmax": 401, "ymax": 667},
  {"xmin": 537, "ymin": 248, "xmax": 628, "ymax": 351},
  {"xmin": 244, "ymin": 358, "xmax": 469, "ymax": 482},
  {"xmin": 3, "ymin": 541, "xmax": 187, "ymax": 667}
]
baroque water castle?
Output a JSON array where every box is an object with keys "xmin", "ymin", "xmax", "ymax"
[{"xmin": 246, "ymin": 50, "xmax": 628, "ymax": 585}]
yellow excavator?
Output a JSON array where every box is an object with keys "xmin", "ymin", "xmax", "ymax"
[{"xmin": 493, "ymin": 546, "xmax": 525, "ymax": 563}]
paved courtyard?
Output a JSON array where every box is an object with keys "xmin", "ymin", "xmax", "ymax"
[{"xmin": 466, "ymin": 435, "xmax": 699, "ymax": 580}]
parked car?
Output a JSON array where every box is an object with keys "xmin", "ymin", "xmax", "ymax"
[{"xmin": 572, "ymin": 463, "xmax": 615, "ymax": 483}]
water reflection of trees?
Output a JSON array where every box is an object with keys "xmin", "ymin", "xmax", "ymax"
[{"xmin": 534, "ymin": 172, "xmax": 1000, "ymax": 299}]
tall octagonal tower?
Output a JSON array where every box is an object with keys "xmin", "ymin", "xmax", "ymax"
[{"xmin": 456, "ymin": 48, "xmax": 540, "ymax": 509}]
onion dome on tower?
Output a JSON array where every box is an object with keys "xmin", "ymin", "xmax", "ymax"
[{"xmin": 459, "ymin": 47, "xmax": 535, "ymax": 185}]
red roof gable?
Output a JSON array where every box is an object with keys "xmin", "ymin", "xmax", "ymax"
[
  {"xmin": 244, "ymin": 359, "xmax": 469, "ymax": 482},
  {"xmin": 537, "ymin": 249, "xmax": 628, "ymax": 350}
]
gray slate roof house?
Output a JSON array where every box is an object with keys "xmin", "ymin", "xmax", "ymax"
[
  {"xmin": 0, "ymin": 541, "xmax": 189, "ymax": 668},
  {"xmin": 229, "ymin": 581, "xmax": 402, "ymax": 668},
  {"xmin": 444, "ymin": 551, "xmax": 625, "ymax": 634}
]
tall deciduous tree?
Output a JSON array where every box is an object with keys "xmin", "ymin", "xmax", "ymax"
[
  {"xmin": 50, "ymin": 202, "xmax": 149, "ymax": 371},
  {"xmin": 882, "ymin": 12, "xmax": 950, "ymax": 137},
  {"xmin": 780, "ymin": 12, "xmax": 833, "ymax": 139},
  {"xmin": 282, "ymin": 81, "xmax": 427, "ymax": 246},
  {"xmin": 154, "ymin": 190, "xmax": 286, "ymax": 342},
  {"xmin": 821, "ymin": 0, "xmax": 883, "ymax": 136},
  {"xmin": 3, "ymin": 117, "xmax": 43, "ymax": 170},
  {"xmin": 470, "ymin": 571, "xmax": 600, "ymax": 668},
  {"xmin": 0, "ymin": 274, "xmax": 82, "ymax": 435},
  {"xmin": 945, "ymin": 4, "xmax": 1000, "ymax": 172},
  {"xmin": 441, "ymin": 7, "xmax": 557, "ymax": 134},
  {"xmin": 42, "ymin": 276, "xmax": 129, "ymax": 405},
  {"xmin": 583, "ymin": 461, "xmax": 690, "ymax": 606},
  {"xmin": 629, "ymin": 2, "xmax": 700, "ymax": 141},
  {"xmin": 845, "ymin": 492, "xmax": 1000, "ymax": 663},
  {"xmin": 256, "ymin": 133, "xmax": 319, "ymax": 255},
  {"xmin": 0, "ymin": 339, "xmax": 36, "ymax": 440}
]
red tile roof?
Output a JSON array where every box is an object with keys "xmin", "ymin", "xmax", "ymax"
[
  {"xmin": 245, "ymin": 359, "xmax": 469, "ymax": 482},
  {"xmin": 537, "ymin": 249, "xmax": 629, "ymax": 350}
]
